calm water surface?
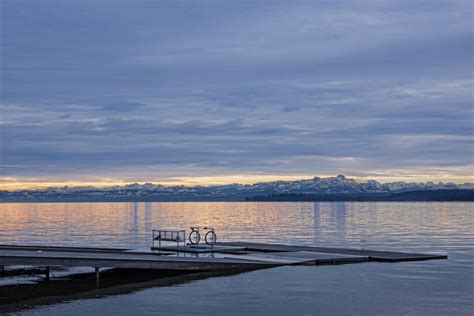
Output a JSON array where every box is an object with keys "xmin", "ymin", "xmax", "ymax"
[{"xmin": 0, "ymin": 202, "xmax": 473, "ymax": 315}]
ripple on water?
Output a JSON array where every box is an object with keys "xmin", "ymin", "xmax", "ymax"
[{"xmin": 0, "ymin": 202, "xmax": 472, "ymax": 315}]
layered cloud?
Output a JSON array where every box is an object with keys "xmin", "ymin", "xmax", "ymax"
[{"xmin": 1, "ymin": 0, "xmax": 473, "ymax": 185}]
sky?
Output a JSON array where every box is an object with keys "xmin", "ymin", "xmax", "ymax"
[{"xmin": 0, "ymin": 0, "xmax": 473, "ymax": 189}]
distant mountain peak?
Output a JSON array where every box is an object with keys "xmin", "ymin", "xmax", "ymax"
[{"xmin": 0, "ymin": 175, "xmax": 464, "ymax": 202}]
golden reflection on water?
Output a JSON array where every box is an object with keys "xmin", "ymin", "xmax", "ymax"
[{"xmin": 0, "ymin": 202, "xmax": 472, "ymax": 250}]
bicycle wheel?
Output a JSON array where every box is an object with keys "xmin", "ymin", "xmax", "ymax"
[
  {"xmin": 205, "ymin": 231, "xmax": 217, "ymax": 245},
  {"xmin": 189, "ymin": 230, "xmax": 200, "ymax": 245}
]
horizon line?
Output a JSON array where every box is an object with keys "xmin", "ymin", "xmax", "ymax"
[{"xmin": 1, "ymin": 173, "xmax": 473, "ymax": 191}]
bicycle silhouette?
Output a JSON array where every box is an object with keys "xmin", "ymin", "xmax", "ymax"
[{"xmin": 188, "ymin": 227, "xmax": 217, "ymax": 246}]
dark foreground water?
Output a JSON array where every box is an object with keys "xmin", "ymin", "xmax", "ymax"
[{"xmin": 0, "ymin": 202, "xmax": 472, "ymax": 315}]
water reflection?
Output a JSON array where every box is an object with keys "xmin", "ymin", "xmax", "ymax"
[
  {"xmin": 0, "ymin": 202, "xmax": 473, "ymax": 315},
  {"xmin": 0, "ymin": 202, "xmax": 472, "ymax": 252}
]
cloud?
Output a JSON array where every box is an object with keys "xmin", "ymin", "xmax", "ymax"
[
  {"xmin": 100, "ymin": 101, "xmax": 146, "ymax": 112},
  {"xmin": 0, "ymin": 0, "xmax": 473, "ymax": 183}
]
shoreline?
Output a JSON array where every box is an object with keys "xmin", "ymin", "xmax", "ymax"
[
  {"xmin": 1, "ymin": 190, "xmax": 472, "ymax": 203},
  {"xmin": 1, "ymin": 200, "xmax": 472, "ymax": 203}
]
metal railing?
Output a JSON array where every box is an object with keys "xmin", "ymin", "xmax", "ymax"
[{"xmin": 152, "ymin": 228, "xmax": 186, "ymax": 248}]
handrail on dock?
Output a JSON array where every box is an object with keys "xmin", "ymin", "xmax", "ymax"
[{"xmin": 152, "ymin": 228, "xmax": 186, "ymax": 248}]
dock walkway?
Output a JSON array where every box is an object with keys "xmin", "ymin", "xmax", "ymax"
[
  {"xmin": 0, "ymin": 242, "xmax": 447, "ymax": 275},
  {"xmin": 0, "ymin": 245, "xmax": 275, "ymax": 272},
  {"xmin": 216, "ymin": 242, "xmax": 448, "ymax": 262}
]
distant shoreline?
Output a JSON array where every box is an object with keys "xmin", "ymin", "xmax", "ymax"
[
  {"xmin": 2, "ymin": 176, "xmax": 471, "ymax": 203},
  {"xmin": 246, "ymin": 189, "xmax": 474, "ymax": 202},
  {"xmin": 0, "ymin": 190, "xmax": 472, "ymax": 203},
  {"xmin": 0, "ymin": 201, "xmax": 472, "ymax": 204}
]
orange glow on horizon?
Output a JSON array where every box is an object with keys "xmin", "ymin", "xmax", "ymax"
[
  {"xmin": 0, "ymin": 175, "xmax": 316, "ymax": 190},
  {"xmin": 1, "ymin": 171, "xmax": 473, "ymax": 191}
]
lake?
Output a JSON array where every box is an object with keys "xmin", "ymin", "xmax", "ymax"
[{"xmin": 0, "ymin": 202, "xmax": 472, "ymax": 315}]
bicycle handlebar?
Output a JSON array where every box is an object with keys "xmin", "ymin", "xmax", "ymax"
[{"xmin": 190, "ymin": 226, "xmax": 214, "ymax": 231}]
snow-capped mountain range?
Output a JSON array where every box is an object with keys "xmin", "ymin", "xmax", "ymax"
[
  {"xmin": 1, "ymin": 175, "xmax": 468, "ymax": 202},
  {"xmin": 52, "ymin": 175, "xmax": 461, "ymax": 193}
]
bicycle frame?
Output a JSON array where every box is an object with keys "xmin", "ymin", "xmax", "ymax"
[{"xmin": 188, "ymin": 227, "xmax": 217, "ymax": 247}]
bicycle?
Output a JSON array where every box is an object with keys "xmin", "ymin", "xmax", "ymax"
[{"xmin": 188, "ymin": 227, "xmax": 217, "ymax": 246}]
